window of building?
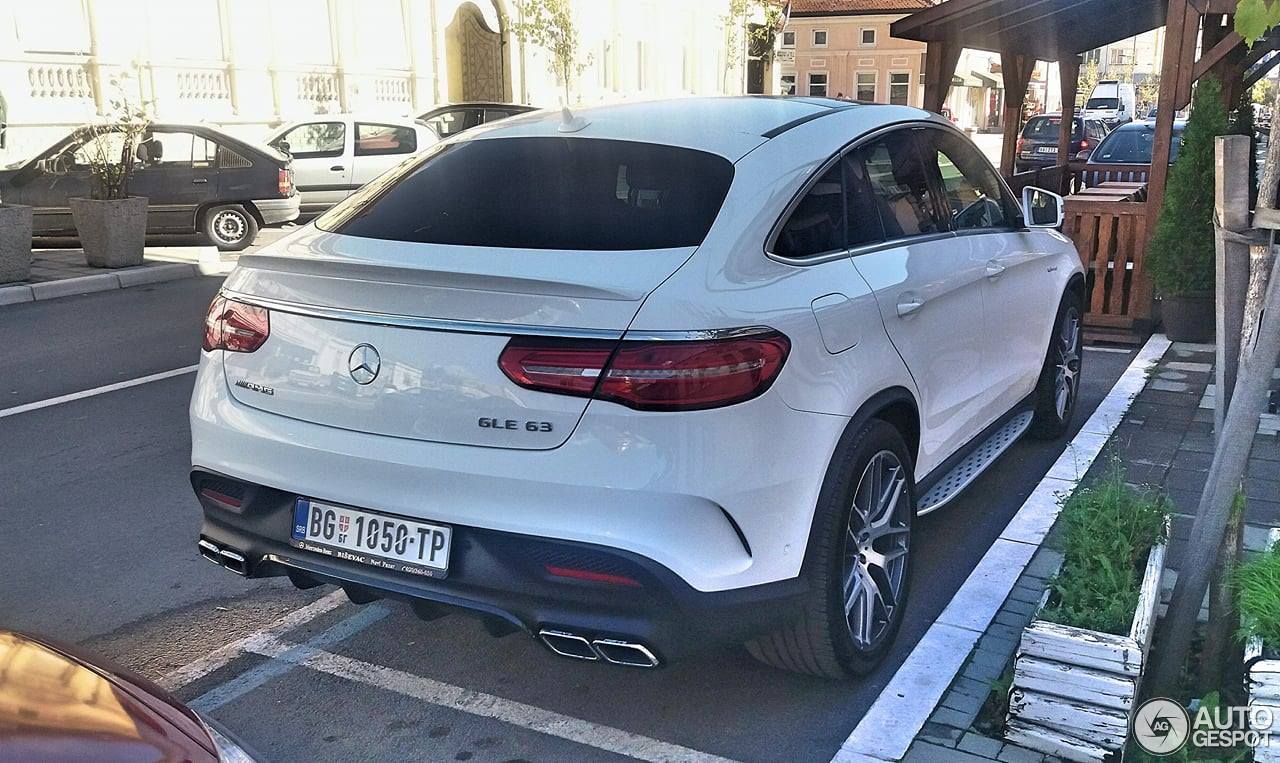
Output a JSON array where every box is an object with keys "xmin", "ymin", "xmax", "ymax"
[
  {"xmin": 861, "ymin": 28, "xmax": 877, "ymax": 46},
  {"xmin": 856, "ymin": 72, "xmax": 877, "ymax": 102},
  {"xmin": 781, "ymin": 75, "xmax": 796, "ymax": 96},
  {"xmin": 782, "ymin": 30, "xmax": 796, "ymax": 47},
  {"xmin": 808, "ymin": 73, "xmax": 828, "ymax": 97},
  {"xmin": 355, "ymin": 123, "xmax": 417, "ymax": 156},
  {"xmin": 813, "ymin": 29, "xmax": 828, "ymax": 47},
  {"xmin": 889, "ymin": 72, "xmax": 911, "ymax": 105}
]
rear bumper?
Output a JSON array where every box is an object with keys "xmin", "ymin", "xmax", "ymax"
[
  {"xmin": 252, "ymin": 195, "xmax": 301, "ymax": 226},
  {"xmin": 192, "ymin": 471, "xmax": 810, "ymax": 662}
]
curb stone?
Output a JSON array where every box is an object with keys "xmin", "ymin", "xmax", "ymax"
[{"xmin": 0, "ymin": 263, "xmax": 199, "ymax": 305}]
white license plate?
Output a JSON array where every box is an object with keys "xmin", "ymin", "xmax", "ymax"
[
  {"xmin": 291, "ymin": 498, "xmax": 451, "ymax": 578},
  {"xmin": 1038, "ymin": 146, "xmax": 1058, "ymax": 154}
]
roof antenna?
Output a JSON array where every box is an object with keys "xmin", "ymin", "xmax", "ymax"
[{"xmin": 559, "ymin": 106, "xmax": 589, "ymax": 133}]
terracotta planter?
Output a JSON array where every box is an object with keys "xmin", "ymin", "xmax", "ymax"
[
  {"xmin": 1161, "ymin": 293, "xmax": 1215, "ymax": 344},
  {"xmin": 0, "ymin": 204, "xmax": 34, "ymax": 284},
  {"xmin": 69, "ymin": 196, "xmax": 148, "ymax": 268}
]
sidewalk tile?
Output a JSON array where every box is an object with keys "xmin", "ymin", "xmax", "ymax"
[
  {"xmin": 906, "ymin": 741, "xmax": 993, "ymax": 762},
  {"xmin": 958, "ymin": 733, "xmax": 1004, "ymax": 758}
]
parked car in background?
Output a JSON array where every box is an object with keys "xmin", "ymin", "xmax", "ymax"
[
  {"xmin": 191, "ymin": 97, "xmax": 1084, "ymax": 679},
  {"xmin": 267, "ymin": 115, "xmax": 437, "ymax": 217},
  {"xmin": 0, "ymin": 629, "xmax": 256, "ymax": 761},
  {"xmin": 417, "ymin": 102, "xmax": 538, "ymax": 138},
  {"xmin": 1079, "ymin": 118, "xmax": 1187, "ymax": 186},
  {"xmin": 1083, "ymin": 80, "xmax": 1138, "ymax": 126},
  {"xmin": 1015, "ymin": 113, "xmax": 1108, "ymax": 173},
  {"xmin": 0, "ymin": 123, "xmax": 297, "ymax": 251}
]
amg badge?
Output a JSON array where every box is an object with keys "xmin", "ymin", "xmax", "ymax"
[{"xmin": 234, "ymin": 380, "xmax": 275, "ymax": 396}]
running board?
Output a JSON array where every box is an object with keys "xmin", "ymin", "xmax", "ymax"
[{"xmin": 918, "ymin": 411, "xmax": 1034, "ymax": 515}]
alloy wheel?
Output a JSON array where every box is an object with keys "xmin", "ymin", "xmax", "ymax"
[
  {"xmin": 213, "ymin": 210, "xmax": 248, "ymax": 245},
  {"xmin": 841, "ymin": 450, "xmax": 910, "ymax": 651},
  {"xmin": 1054, "ymin": 306, "xmax": 1082, "ymax": 421}
]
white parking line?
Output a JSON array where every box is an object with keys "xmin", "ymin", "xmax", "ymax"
[
  {"xmin": 0, "ymin": 365, "xmax": 199, "ymax": 419},
  {"xmin": 160, "ymin": 589, "xmax": 349, "ymax": 691},
  {"xmin": 832, "ymin": 334, "xmax": 1172, "ymax": 762},
  {"xmin": 247, "ymin": 639, "xmax": 741, "ymax": 763}
]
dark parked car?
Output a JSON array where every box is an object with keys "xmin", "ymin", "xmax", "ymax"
[
  {"xmin": 0, "ymin": 629, "xmax": 256, "ymax": 761},
  {"xmin": 0, "ymin": 123, "xmax": 299, "ymax": 251},
  {"xmin": 1079, "ymin": 119, "xmax": 1187, "ymax": 186},
  {"xmin": 1015, "ymin": 114, "xmax": 1108, "ymax": 173},
  {"xmin": 417, "ymin": 102, "xmax": 538, "ymax": 138}
]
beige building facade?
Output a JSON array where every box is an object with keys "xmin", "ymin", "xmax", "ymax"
[
  {"xmin": 0, "ymin": 0, "xmax": 758, "ymax": 165},
  {"xmin": 778, "ymin": 1, "xmax": 932, "ymax": 106}
]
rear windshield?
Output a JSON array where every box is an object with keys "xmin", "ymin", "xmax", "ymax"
[
  {"xmin": 316, "ymin": 137, "xmax": 735, "ymax": 250},
  {"xmin": 1093, "ymin": 127, "xmax": 1185, "ymax": 164},
  {"xmin": 1023, "ymin": 117, "xmax": 1082, "ymax": 141},
  {"xmin": 1086, "ymin": 98, "xmax": 1120, "ymax": 110}
]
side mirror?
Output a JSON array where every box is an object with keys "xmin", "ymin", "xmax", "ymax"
[
  {"xmin": 1023, "ymin": 186, "xmax": 1065, "ymax": 229},
  {"xmin": 275, "ymin": 140, "xmax": 291, "ymax": 154},
  {"xmin": 1074, "ymin": 149, "xmax": 1092, "ymax": 161}
]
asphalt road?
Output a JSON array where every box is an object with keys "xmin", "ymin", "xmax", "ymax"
[{"xmin": 0, "ymin": 276, "xmax": 1136, "ymax": 763}]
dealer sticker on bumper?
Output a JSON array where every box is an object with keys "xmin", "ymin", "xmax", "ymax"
[{"xmin": 290, "ymin": 498, "xmax": 451, "ymax": 578}]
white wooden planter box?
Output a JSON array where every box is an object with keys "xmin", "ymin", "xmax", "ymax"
[
  {"xmin": 1246, "ymin": 528, "xmax": 1280, "ymax": 763},
  {"xmin": 1006, "ymin": 535, "xmax": 1168, "ymax": 763}
]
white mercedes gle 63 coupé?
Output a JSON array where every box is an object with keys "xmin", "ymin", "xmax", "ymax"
[{"xmin": 190, "ymin": 97, "xmax": 1084, "ymax": 678}]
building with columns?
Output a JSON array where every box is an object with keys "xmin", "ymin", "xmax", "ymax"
[{"xmin": 0, "ymin": 0, "xmax": 772, "ymax": 165}]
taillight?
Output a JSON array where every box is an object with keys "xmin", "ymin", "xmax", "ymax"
[
  {"xmin": 203, "ymin": 296, "xmax": 270, "ymax": 353},
  {"xmin": 1080, "ymin": 139, "xmax": 1090, "ymax": 150},
  {"xmin": 1016, "ymin": 137, "xmax": 1025, "ymax": 155},
  {"xmin": 278, "ymin": 168, "xmax": 292, "ymax": 195},
  {"xmin": 499, "ymin": 330, "xmax": 790, "ymax": 411}
]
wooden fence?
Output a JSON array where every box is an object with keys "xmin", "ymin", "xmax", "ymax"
[{"xmin": 1061, "ymin": 197, "xmax": 1155, "ymax": 336}]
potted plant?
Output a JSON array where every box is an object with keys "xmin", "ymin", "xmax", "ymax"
[
  {"xmin": 1240, "ymin": 528, "xmax": 1280, "ymax": 762},
  {"xmin": 1147, "ymin": 76, "xmax": 1229, "ymax": 343},
  {"xmin": 0, "ymin": 202, "xmax": 33, "ymax": 284},
  {"xmin": 1005, "ymin": 466, "xmax": 1170, "ymax": 762},
  {"xmin": 69, "ymin": 74, "xmax": 150, "ymax": 269}
]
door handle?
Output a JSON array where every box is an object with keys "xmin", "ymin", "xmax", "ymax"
[
  {"xmin": 330, "ymin": 165, "xmax": 346, "ymax": 172},
  {"xmin": 985, "ymin": 260, "xmax": 1007, "ymax": 278},
  {"xmin": 192, "ymin": 178, "xmax": 208, "ymax": 184},
  {"xmin": 896, "ymin": 298, "xmax": 924, "ymax": 317}
]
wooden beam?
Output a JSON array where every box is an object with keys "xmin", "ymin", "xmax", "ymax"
[
  {"xmin": 999, "ymin": 51, "xmax": 1036, "ymax": 178},
  {"xmin": 1175, "ymin": 7, "xmax": 1204, "ymax": 110},
  {"xmin": 924, "ymin": 41, "xmax": 963, "ymax": 114},
  {"xmin": 1193, "ymin": 28, "xmax": 1243, "ymax": 84},
  {"xmin": 1057, "ymin": 56, "xmax": 1081, "ymax": 194}
]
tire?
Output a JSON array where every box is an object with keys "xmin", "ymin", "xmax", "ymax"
[
  {"xmin": 746, "ymin": 419, "xmax": 915, "ymax": 678},
  {"xmin": 202, "ymin": 204, "xmax": 259, "ymax": 252},
  {"xmin": 1029, "ymin": 289, "xmax": 1085, "ymax": 440}
]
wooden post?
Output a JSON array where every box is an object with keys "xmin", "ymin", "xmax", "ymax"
[
  {"xmin": 999, "ymin": 52, "xmax": 1035, "ymax": 179},
  {"xmin": 1215, "ymin": 136, "xmax": 1253, "ymax": 432},
  {"xmin": 924, "ymin": 41, "xmax": 961, "ymax": 115},
  {"xmin": 1057, "ymin": 56, "xmax": 1081, "ymax": 196}
]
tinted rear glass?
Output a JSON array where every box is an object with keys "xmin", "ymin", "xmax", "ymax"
[
  {"xmin": 1023, "ymin": 117, "xmax": 1082, "ymax": 141},
  {"xmin": 1087, "ymin": 98, "xmax": 1120, "ymax": 110},
  {"xmin": 1093, "ymin": 126, "xmax": 1185, "ymax": 164},
  {"xmin": 317, "ymin": 137, "xmax": 734, "ymax": 250}
]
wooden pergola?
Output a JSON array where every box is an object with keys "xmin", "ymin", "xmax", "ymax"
[{"xmin": 892, "ymin": 0, "xmax": 1273, "ymax": 339}]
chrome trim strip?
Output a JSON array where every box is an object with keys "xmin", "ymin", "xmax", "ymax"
[
  {"xmin": 621, "ymin": 325, "xmax": 780, "ymax": 342},
  {"xmin": 222, "ymin": 291, "xmax": 626, "ymax": 340}
]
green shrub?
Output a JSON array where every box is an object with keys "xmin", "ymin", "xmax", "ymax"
[
  {"xmin": 1235, "ymin": 533, "xmax": 1280, "ymax": 647},
  {"xmin": 1148, "ymin": 75, "xmax": 1230, "ymax": 297},
  {"xmin": 1041, "ymin": 464, "xmax": 1170, "ymax": 635}
]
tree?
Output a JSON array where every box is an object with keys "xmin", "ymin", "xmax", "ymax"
[
  {"xmin": 1149, "ymin": 76, "xmax": 1229, "ymax": 297},
  {"xmin": 721, "ymin": 0, "xmax": 786, "ymax": 93},
  {"xmin": 510, "ymin": 0, "xmax": 589, "ymax": 104},
  {"xmin": 1253, "ymin": 77, "xmax": 1278, "ymax": 106},
  {"xmin": 1150, "ymin": 1, "xmax": 1280, "ymax": 693},
  {"xmin": 1137, "ymin": 74, "xmax": 1161, "ymax": 115},
  {"xmin": 1078, "ymin": 59, "xmax": 1100, "ymax": 109}
]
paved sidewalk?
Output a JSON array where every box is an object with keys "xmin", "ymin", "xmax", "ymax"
[{"xmin": 896, "ymin": 341, "xmax": 1280, "ymax": 763}]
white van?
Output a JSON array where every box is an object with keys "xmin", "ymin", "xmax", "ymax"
[{"xmin": 1084, "ymin": 80, "xmax": 1137, "ymax": 126}]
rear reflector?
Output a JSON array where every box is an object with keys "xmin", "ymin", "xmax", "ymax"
[
  {"xmin": 499, "ymin": 330, "xmax": 789, "ymax": 411},
  {"xmin": 545, "ymin": 565, "xmax": 642, "ymax": 587},
  {"xmin": 203, "ymin": 296, "xmax": 270, "ymax": 353}
]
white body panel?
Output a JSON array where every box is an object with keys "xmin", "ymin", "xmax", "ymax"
[
  {"xmin": 194, "ymin": 98, "xmax": 1084, "ymax": 594},
  {"xmin": 1083, "ymin": 81, "xmax": 1137, "ymax": 125}
]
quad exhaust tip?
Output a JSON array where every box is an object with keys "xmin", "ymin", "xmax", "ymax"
[
  {"xmin": 197, "ymin": 538, "xmax": 250, "ymax": 576},
  {"xmin": 537, "ymin": 629, "xmax": 659, "ymax": 668}
]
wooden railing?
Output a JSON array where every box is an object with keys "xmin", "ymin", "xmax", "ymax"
[
  {"xmin": 1007, "ymin": 162, "xmax": 1154, "ymax": 198},
  {"xmin": 1061, "ymin": 196, "xmax": 1155, "ymax": 334}
]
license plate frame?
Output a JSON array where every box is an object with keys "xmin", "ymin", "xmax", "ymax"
[
  {"xmin": 290, "ymin": 498, "xmax": 451, "ymax": 579},
  {"xmin": 1038, "ymin": 146, "xmax": 1058, "ymax": 154}
]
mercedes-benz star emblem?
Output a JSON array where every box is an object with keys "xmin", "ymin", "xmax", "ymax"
[{"xmin": 348, "ymin": 344, "xmax": 381, "ymax": 385}]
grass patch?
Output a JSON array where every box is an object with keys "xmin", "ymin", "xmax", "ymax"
[
  {"xmin": 1234, "ymin": 513, "xmax": 1280, "ymax": 648},
  {"xmin": 1041, "ymin": 462, "xmax": 1169, "ymax": 636}
]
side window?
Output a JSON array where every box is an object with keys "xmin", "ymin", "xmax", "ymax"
[
  {"xmin": 482, "ymin": 109, "xmax": 513, "ymax": 123},
  {"xmin": 859, "ymin": 131, "xmax": 945, "ymax": 239},
  {"xmin": 425, "ymin": 110, "xmax": 467, "ymax": 137},
  {"xmin": 774, "ymin": 163, "xmax": 845, "ymax": 259},
  {"xmin": 355, "ymin": 123, "xmax": 417, "ymax": 156},
  {"xmin": 193, "ymin": 136, "xmax": 218, "ymax": 169},
  {"xmin": 925, "ymin": 130, "xmax": 1017, "ymax": 232},
  {"xmin": 278, "ymin": 122, "xmax": 345, "ymax": 158},
  {"xmin": 138, "ymin": 131, "xmax": 196, "ymax": 167},
  {"xmin": 71, "ymin": 132, "xmax": 127, "ymax": 168},
  {"xmin": 843, "ymin": 152, "xmax": 886, "ymax": 247}
]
